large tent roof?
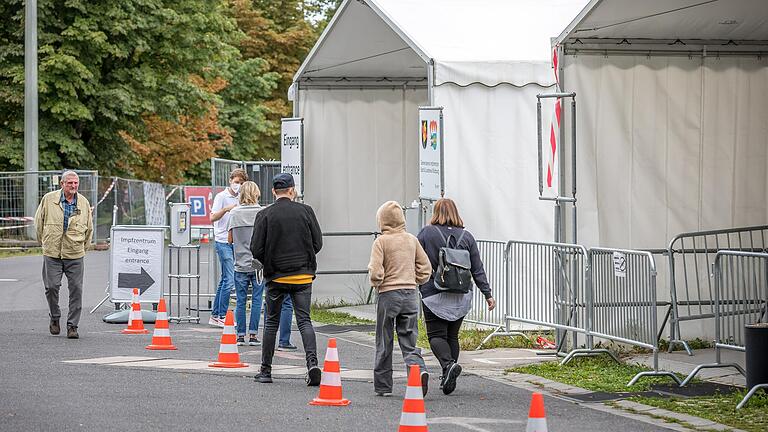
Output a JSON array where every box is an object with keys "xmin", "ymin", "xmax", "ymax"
[
  {"xmin": 295, "ymin": 0, "xmax": 590, "ymax": 87},
  {"xmin": 556, "ymin": 0, "xmax": 768, "ymax": 54}
]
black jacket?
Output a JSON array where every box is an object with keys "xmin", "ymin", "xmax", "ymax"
[
  {"xmin": 416, "ymin": 224, "xmax": 492, "ymax": 300},
  {"xmin": 250, "ymin": 197, "xmax": 323, "ymax": 282}
]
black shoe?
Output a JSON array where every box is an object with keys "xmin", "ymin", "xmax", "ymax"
[
  {"xmin": 66, "ymin": 326, "xmax": 79, "ymax": 339},
  {"xmin": 306, "ymin": 366, "xmax": 322, "ymax": 386},
  {"xmin": 420, "ymin": 370, "xmax": 429, "ymax": 397},
  {"xmin": 277, "ymin": 343, "xmax": 298, "ymax": 351},
  {"xmin": 441, "ymin": 362, "xmax": 462, "ymax": 395},
  {"xmin": 49, "ymin": 319, "xmax": 60, "ymax": 335},
  {"xmin": 254, "ymin": 370, "xmax": 273, "ymax": 383}
]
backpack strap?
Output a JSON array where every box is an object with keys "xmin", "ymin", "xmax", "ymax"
[
  {"xmin": 431, "ymin": 225, "xmax": 449, "ymax": 246},
  {"xmin": 455, "ymin": 229, "xmax": 467, "ymax": 249}
]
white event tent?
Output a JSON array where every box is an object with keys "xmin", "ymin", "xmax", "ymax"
[
  {"xmin": 293, "ymin": 0, "xmax": 590, "ymax": 245},
  {"xmin": 554, "ymin": 0, "xmax": 768, "ymax": 249}
]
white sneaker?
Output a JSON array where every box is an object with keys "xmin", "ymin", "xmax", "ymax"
[
  {"xmin": 208, "ymin": 316, "xmax": 219, "ymax": 327},
  {"xmin": 216, "ymin": 318, "xmax": 225, "ymax": 328}
]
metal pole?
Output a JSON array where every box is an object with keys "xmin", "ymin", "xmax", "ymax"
[
  {"xmin": 536, "ymin": 99, "xmax": 543, "ymax": 197},
  {"xmin": 439, "ymin": 108, "xmax": 445, "ymax": 198},
  {"xmin": 571, "ymin": 97, "xmax": 577, "ymax": 245},
  {"xmin": 24, "ymin": 0, "xmax": 39, "ymax": 240}
]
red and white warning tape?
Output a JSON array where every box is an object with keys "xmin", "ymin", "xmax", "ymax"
[
  {"xmin": 0, "ymin": 216, "xmax": 34, "ymax": 222},
  {"xmin": 96, "ymin": 177, "xmax": 117, "ymax": 206}
]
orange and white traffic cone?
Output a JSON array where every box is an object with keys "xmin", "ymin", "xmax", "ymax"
[
  {"xmin": 526, "ymin": 393, "xmax": 548, "ymax": 432},
  {"xmin": 122, "ymin": 288, "xmax": 149, "ymax": 334},
  {"xmin": 309, "ymin": 338, "xmax": 350, "ymax": 406},
  {"xmin": 398, "ymin": 364, "xmax": 428, "ymax": 432},
  {"xmin": 146, "ymin": 298, "xmax": 177, "ymax": 350},
  {"xmin": 209, "ymin": 310, "xmax": 247, "ymax": 368}
]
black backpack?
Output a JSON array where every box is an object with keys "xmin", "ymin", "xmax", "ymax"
[{"xmin": 432, "ymin": 226, "xmax": 473, "ymax": 294}]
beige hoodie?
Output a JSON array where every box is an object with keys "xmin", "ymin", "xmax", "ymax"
[{"xmin": 368, "ymin": 201, "xmax": 432, "ymax": 293}]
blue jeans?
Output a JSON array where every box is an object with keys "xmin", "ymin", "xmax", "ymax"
[
  {"xmin": 279, "ymin": 296, "xmax": 293, "ymax": 346},
  {"xmin": 213, "ymin": 242, "xmax": 234, "ymax": 318},
  {"xmin": 234, "ymin": 271, "xmax": 264, "ymax": 336},
  {"xmin": 233, "ymin": 271, "xmax": 292, "ymax": 342}
]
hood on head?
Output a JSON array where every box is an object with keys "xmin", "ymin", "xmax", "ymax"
[{"xmin": 376, "ymin": 201, "xmax": 405, "ymax": 233}]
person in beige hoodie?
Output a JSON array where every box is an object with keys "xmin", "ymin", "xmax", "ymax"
[{"xmin": 368, "ymin": 201, "xmax": 432, "ymax": 397}]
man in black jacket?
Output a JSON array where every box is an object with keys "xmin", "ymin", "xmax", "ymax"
[{"xmin": 250, "ymin": 173, "xmax": 323, "ymax": 385}]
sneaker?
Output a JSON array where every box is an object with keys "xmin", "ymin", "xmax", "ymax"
[
  {"xmin": 420, "ymin": 370, "xmax": 430, "ymax": 397},
  {"xmin": 216, "ymin": 317, "xmax": 226, "ymax": 328},
  {"xmin": 375, "ymin": 391, "xmax": 393, "ymax": 397},
  {"xmin": 441, "ymin": 362, "xmax": 462, "ymax": 395},
  {"xmin": 306, "ymin": 366, "xmax": 322, "ymax": 386},
  {"xmin": 277, "ymin": 343, "xmax": 297, "ymax": 351},
  {"xmin": 49, "ymin": 319, "xmax": 60, "ymax": 335},
  {"xmin": 236, "ymin": 336, "xmax": 246, "ymax": 346},
  {"xmin": 248, "ymin": 335, "xmax": 261, "ymax": 346},
  {"xmin": 66, "ymin": 326, "xmax": 79, "ymax": 339},
  {"xmin": 208, "ymin": 316, "xmax": 219, "ymax": 327},
  {"xmin": 254, "ymin": 370, "xmax": 272, "ymax": 383}
]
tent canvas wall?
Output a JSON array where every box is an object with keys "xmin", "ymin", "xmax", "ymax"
[
  {"xmin": 293, "ymin": 0, "xmax": 590, "ymax": 302},
  {"xmin": 555, "ymin": 0, "xmax": 768, "ymax": 250},
  {"xmin": 554, "ymin": 0, "xmax": 768, "ymax": 339},
  {"xmin": 295, "ymin": 0, "xmax": 594, "ymax": 242}
]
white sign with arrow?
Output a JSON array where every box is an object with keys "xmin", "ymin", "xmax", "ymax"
[{"xmin": 109, "ymin": 226, "xmax": 165, "ymax": 303}]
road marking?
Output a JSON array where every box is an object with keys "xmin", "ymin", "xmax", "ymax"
[
  {"xmin": 0, "ymin": 279, "xmax": 20, "ymax": 282},
  {"xmin": 62, "ymin": 355, "xmax": 406, "ymax": 379},
  {"xmin": 472, "ymin": 357, "xmax": 545, "ymax": 364},
  {"xmin": 429, "ymin": 417, "xmax": 523, "ymax": 432}
]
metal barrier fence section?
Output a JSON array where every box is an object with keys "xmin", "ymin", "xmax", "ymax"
[
  {"xmin": 586, "ymin": 248, "xmax": 679, "ymax": 385},
  {"xmin": 505, "ymin": 240, "xmax": 590, "ymax": 355},
  {"xmin": 211, "ymin": 158, "xmax": 281, "ymax": 205},
  {"xmin": 682, "ymin": 251, "xmax": 768, "ymax": 408},
  {"xmin": 0, "ymin": 170, "xmax": 182, "ymax": 245},
  {"xmin": 667, "ymin": 225, "xmax": 768, "ymax": 354},
  {"xmin": 0, "ymin": 170, "xmax": 98, "ymax": 243},
  {"xmin": 465, "ymin": 240, "xmax": 517, "ymax": 348}
]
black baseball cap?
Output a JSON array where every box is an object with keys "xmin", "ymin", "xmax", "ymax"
[{"xmin": 273, "ymin": 173, "xmax": 295, "ymax": 189}]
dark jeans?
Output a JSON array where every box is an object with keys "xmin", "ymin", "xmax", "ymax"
[
  {"xmin": 261, "ymin": 282, "xmax": 317, "ymax": 372},
  {"xmin": 43, "ymin": 256, "xmax": 84, "ymax": 328},
  {"xmin": 422, "ymin": 303, "xmax": 464, "ymax": 372}
]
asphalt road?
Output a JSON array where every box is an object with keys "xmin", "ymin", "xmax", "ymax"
[{"xmin": 0, "ymin": 253, "xmax": 672, "ymax": 431}]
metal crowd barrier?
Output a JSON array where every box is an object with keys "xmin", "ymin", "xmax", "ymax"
[
  {"xmin": 465, "ymin": 240, "xmax": 520, "ymax": 349},
  {"xmin": 681, "ymin": 251, "xmax": 768, "ymax": 409},
  {"xmin": 667, "ymin": 225, "xmax": 768, "ymax": 354},
  {"xmin": 504, "ymin": 240, "xmax": 600, "ymax": 358},
  {"xmin": 583, "ymin": 248, "xmax": 680, "ymax": 386}
]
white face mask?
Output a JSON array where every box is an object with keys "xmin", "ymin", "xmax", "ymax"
[{"xmin": 230, "ymin": 182, "xmax": 241, "ymax": 194}]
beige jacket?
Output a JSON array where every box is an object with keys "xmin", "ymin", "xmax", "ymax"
[
  {"xmin": 34, "ymin": 189, "xmax": 93, "ymax": 259},
  {"xmin": 368, "ymin": 201, "xmax": 431, "ymax": 293}
]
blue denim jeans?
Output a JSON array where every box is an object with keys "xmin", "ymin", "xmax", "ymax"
[
  {"xmin": 279, "ymin": 295, "xmax": 293, "ymax": 346},
  {"xmin": 234, "ymin": 271, "xmax": 264, "ymax": 336},
  {"xmin": 213, "ymin": 242, "xmax": 234, "ymax": 318}
]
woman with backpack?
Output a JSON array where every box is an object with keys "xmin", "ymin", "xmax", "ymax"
[{"xmin": 417, "ymin": 198, "xmax": 496, "ymax": 395}]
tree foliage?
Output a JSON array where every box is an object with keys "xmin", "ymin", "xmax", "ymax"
[{"xmin": 0, "ymin": 0, "xmax": 340, "ymax": 183}]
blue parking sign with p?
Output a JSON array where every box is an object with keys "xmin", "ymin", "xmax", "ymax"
[{"xmin": 190, "ymin": 197, "xmax": 206, "ymax": 216}]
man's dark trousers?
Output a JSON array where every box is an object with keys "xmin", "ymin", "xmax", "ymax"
[{"xmin": 261, "ymin": 282, "xmax": 318, "ymax": 371}]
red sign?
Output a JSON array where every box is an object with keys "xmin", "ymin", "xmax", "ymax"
[{"xmin": 184, "ymin": 186, "xmax": 213, "ymax": 226}]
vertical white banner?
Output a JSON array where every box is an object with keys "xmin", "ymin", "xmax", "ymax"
[
  {"xmin": 280, "ymin": 118, "xmax": 304, "ymax": 196},
  {"xmin": 419, "ymin": 107, "xmax": 443, "ymax": 201}
]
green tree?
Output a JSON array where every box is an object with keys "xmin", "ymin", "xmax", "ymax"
[{"xmin": 0, "ymin": 0, "xmax": 275, "ymax": 181}]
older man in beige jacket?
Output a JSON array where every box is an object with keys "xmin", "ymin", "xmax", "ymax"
[{"xmin": 34, "ymin": 171, "xmax": 93, "ymax": 339}]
